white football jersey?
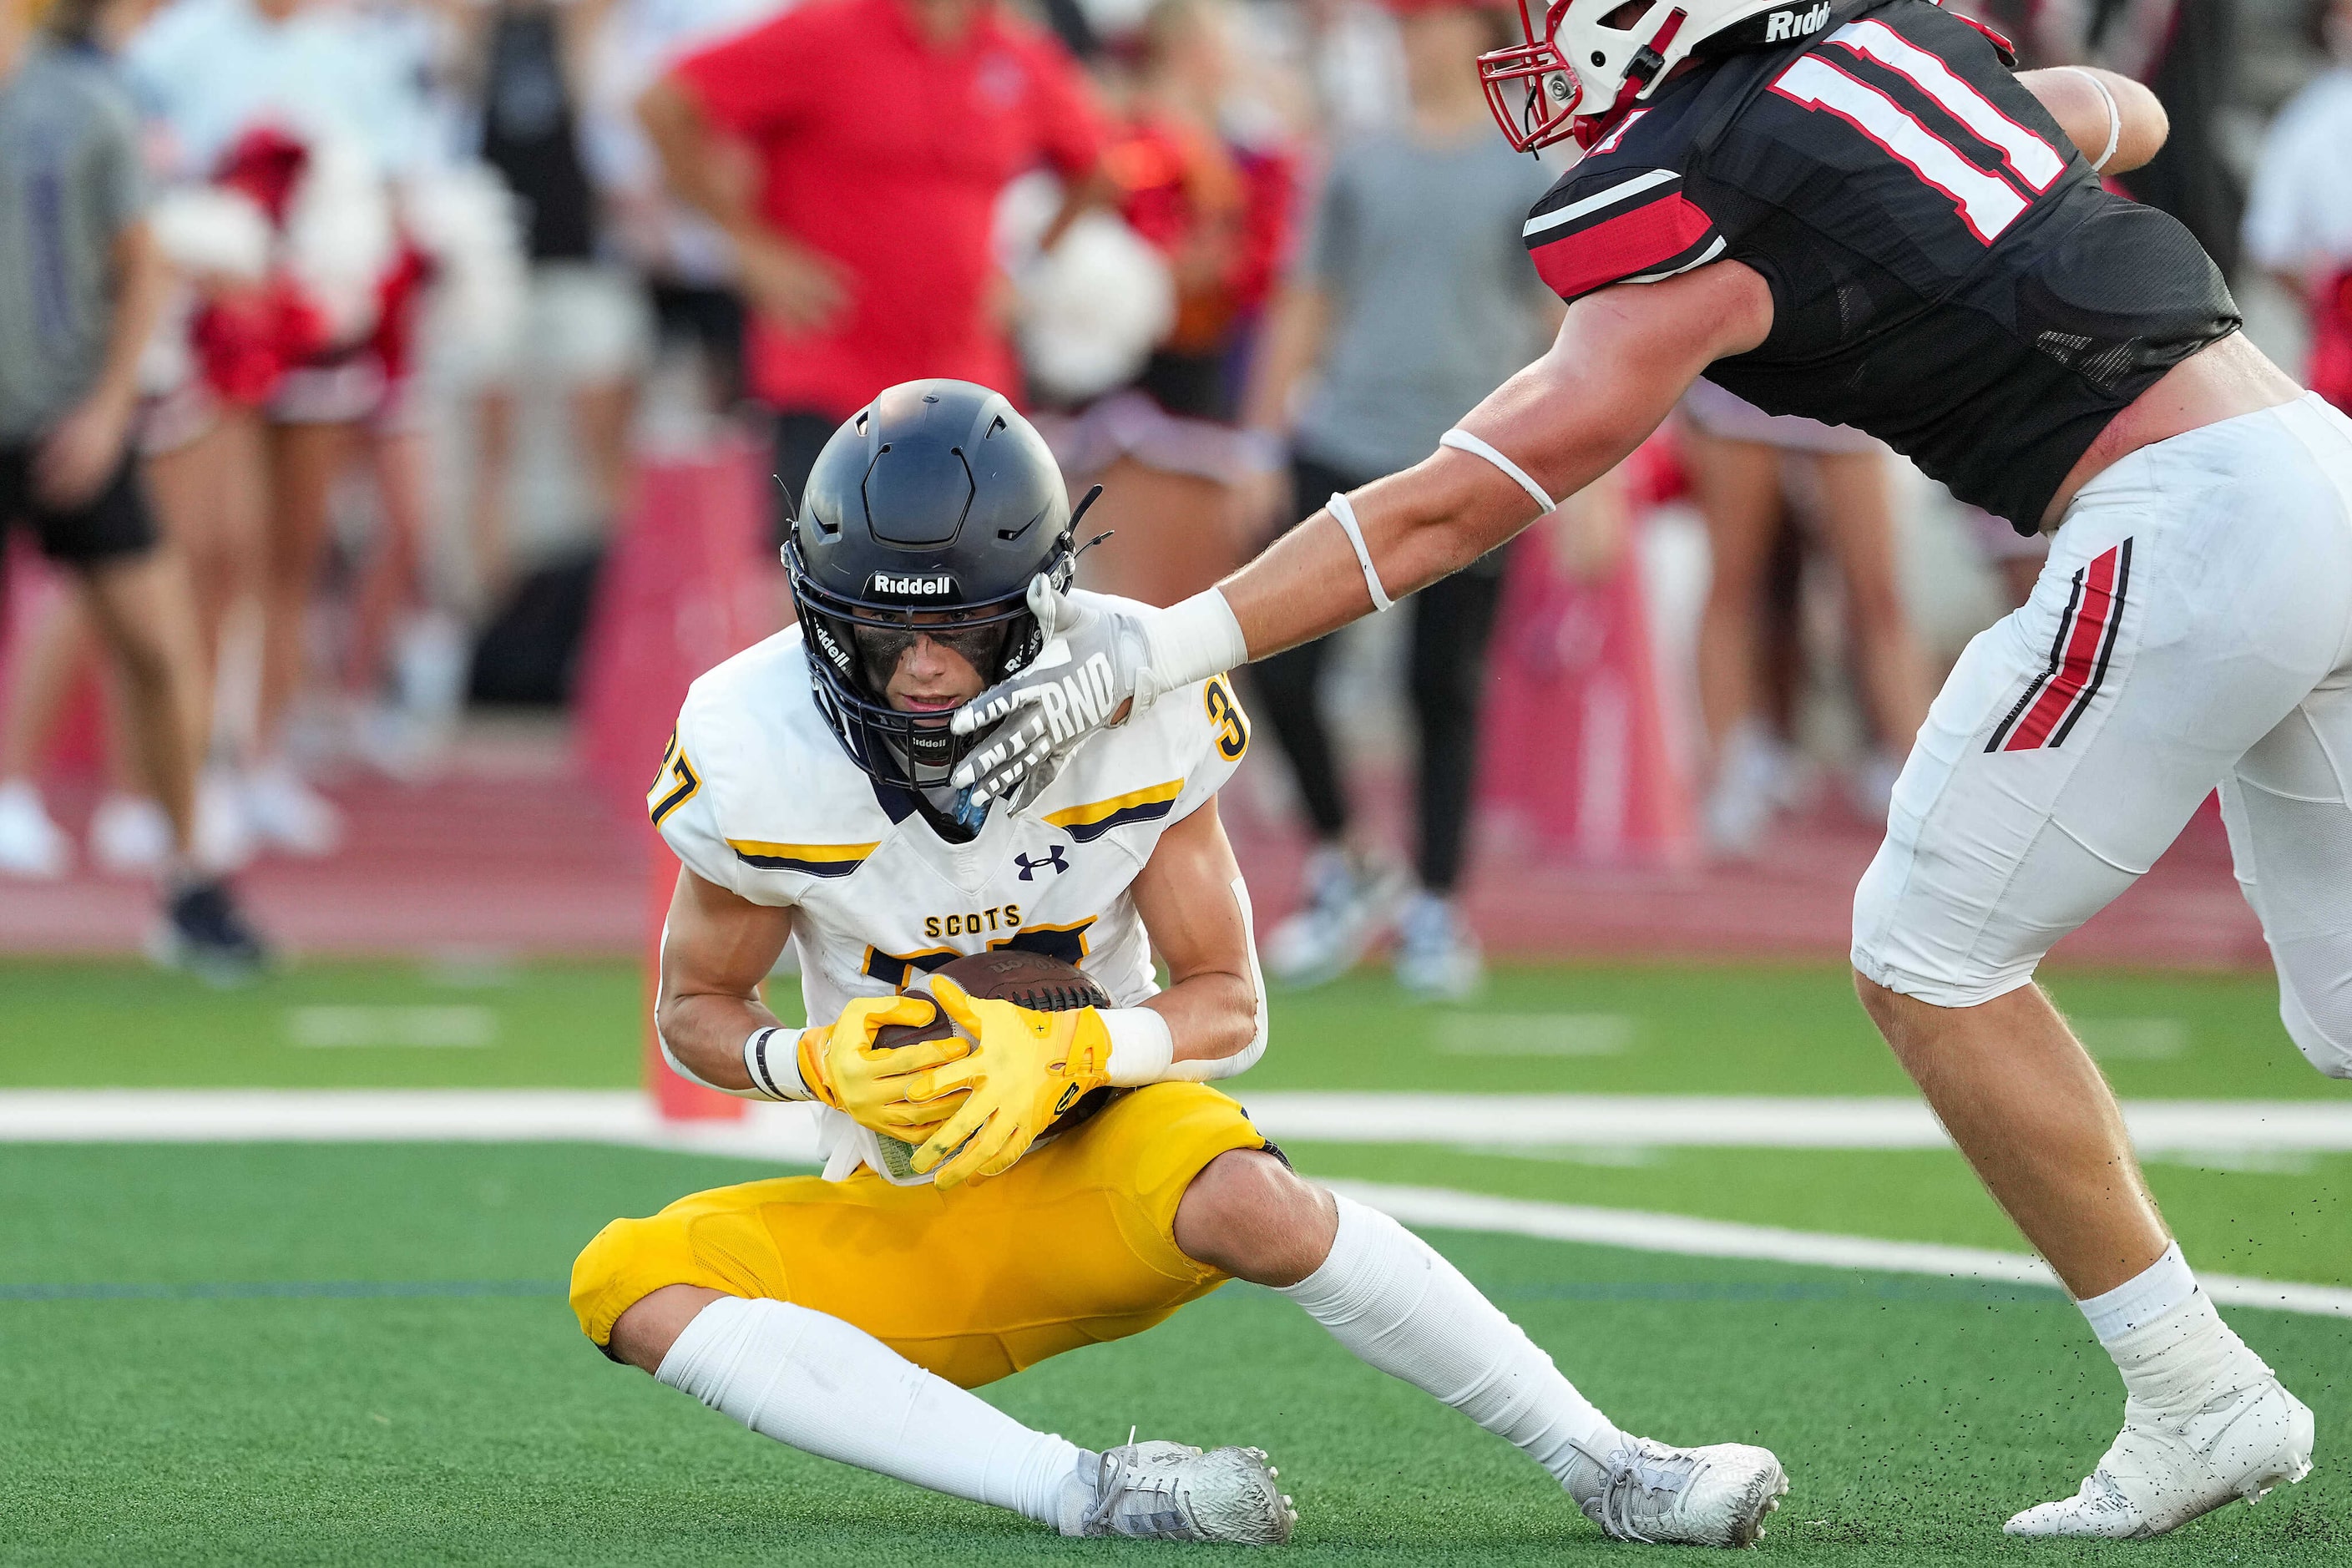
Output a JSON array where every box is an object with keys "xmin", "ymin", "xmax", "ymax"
[{"xmin": 649, "ymin": 594, "xmax": 1253, "ymax": 1179}]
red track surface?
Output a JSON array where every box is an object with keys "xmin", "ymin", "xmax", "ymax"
[{"xmin": 0, "ymin": 730, "xmax": 2263, "ymax": 971}]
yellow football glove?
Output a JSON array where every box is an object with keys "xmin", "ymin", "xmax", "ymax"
[
  {"xmin": 797, "ymin": 994, "xmax": 970, "ymax": 1138},
  {"xmin": 902, "ymin": 974, "xmax": 1113, "ymax": 1189}
]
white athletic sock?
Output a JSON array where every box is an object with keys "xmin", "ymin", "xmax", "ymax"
[
  {"xmin": 2077, "ymin": 1245, "xmax": 2271, "ymax": 1417},
  {"xmin": 655, "ymin": 1296, "xmax": 1087, "ymax": 1528},
  {"xmin": 1278, "ymin": 1194, "xmax": 1626, "ymax": 1490}
]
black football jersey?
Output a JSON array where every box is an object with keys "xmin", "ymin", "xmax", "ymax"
[{"xmin": 1520, "ymin": 0, "xmax": 2238, "ymax": 530}]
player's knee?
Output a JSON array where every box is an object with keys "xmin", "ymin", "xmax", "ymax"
[
  {"xmin": 607, "ymin": 1284, "xmax": 728, "ymax": 1374},
  {"xmin": 570, "ymin": 1214, "xmax": 699, "ymax": 1367},
  {"xmin": 1172, "ymin": 1149, "xmax": 1337, "ymax": 1288},
  {"xmin": 2276, "ymin": 961, "xmax": 2352, "ymax": 1080}
]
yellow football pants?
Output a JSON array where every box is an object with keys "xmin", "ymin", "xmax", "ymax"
[{"xmin": 569, "ymin": 1081, "xmax": 1268, "ymax": 1388}]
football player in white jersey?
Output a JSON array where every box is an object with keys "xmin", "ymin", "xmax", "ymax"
[{"xmin": 570, "ymin": 381, "xmax": 1788, "ymax": 1547}]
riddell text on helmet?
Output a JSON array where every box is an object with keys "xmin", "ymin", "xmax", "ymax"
[{"xmin": 867, "ymin": 571, "xmax": 960, "ymax": 598}]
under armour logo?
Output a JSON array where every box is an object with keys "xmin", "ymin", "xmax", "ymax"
[{"xmin": 1015, "ymin": 847, "xmax": 1069, "ymax": 881}]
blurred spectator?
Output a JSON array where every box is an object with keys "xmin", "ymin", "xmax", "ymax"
[
  {"xmin": 637, "ymin": 0, "xmax": 1110, "ymax": 549},
  {"xmin": 440, "ymin": 0, "xmax": 650, "ymax": 608},
  {"xmin": 1294, "ymin": 0, "xmax": 1408, "ymax": 133},
  {"xmin": 0, "ymin": 0, "xmax": 266, "ymax": 973},
  {"xmin": 2086, "ymin": 0, "xmax": 2243, "ymax": 278},
  {"xmin": 1679, "ymin": 385, "xmax": 1929, "ymax": 857},
  {"xmin": 2245, "ymin": 0, "xmax": 2352, "ymax": 415},
  {"xmin": 125, "ymin": 0, "xmax": 435, "ymax": 854},
  {"xmin": 1051, "ymin": 0, "xmax": 1298, "ymax": 608},
  {"xmin": 1234, "ymin": 0, "xmax": 1559, "ymax": 1000},
  {"xmin": 585, "ymin": 0, "xmax": 787, "ymax": 417},
  {"xmin": 1958, "ymin": 497, "xmax": 2051, "ymax": 612}
]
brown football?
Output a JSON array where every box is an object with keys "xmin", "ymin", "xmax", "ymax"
[
  {"xmin": 869, "ymin": 949, "xmax": 1116, "ymax": 1176},
  {"xmin": 873, "ymin": 948, "xmax": 1110, "ymax": 1051}
]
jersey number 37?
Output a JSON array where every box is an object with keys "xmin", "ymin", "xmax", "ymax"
[{"xmin": 1772, "ymin": 19, "xmax": 2064, "ymax": 245}]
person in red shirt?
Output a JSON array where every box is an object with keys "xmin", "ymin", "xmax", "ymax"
[{"xmin": 638, "ymin": 0, "xmax": 1108, "ymax": 541}]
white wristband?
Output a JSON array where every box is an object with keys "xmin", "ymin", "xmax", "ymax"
[
  {"xmin": 1142, "ymin": 588, "xmax": 1250, "ymax": 694},
  {"xmin": 1323, "ymin": 492, "xmax": 1394, "ymax": 612},
  {"xmin": 1102, "ymin": 1006, "xmax": 1176, "ymax": 1086},
  {"xmin": 742, "ymin": 1025, "xmax": 812, "ymax": 1100},
  {"xmin": 2061, "ymin": 66, "xmax": 2122, "ymax": 171}
]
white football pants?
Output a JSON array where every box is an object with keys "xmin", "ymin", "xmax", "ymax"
[{"xmin": 1854, "ymin": 392, "xmax": 2352, "ymax": 1077}]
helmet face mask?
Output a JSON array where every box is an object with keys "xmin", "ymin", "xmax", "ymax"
[
  {"xmin": 1478, "ymin": 0, "xmax": 1591, "ymax": 154},
  {"xmin": 1478, "ymin": 1, "xmax": 1833, "ymax": 153},
  {"xmin": 783, "ymin": 380, "xmax": 1080, "ymax": 797}
]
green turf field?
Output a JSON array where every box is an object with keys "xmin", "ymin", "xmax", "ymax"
[
  {"xmin": 3, "ymin": 959, "xmax": 2345, "ymax": 1560},
  {"xmin": 8, "ymin": 957, "xmax": 2346, "ymax": 1101},
  {"xmin": 1, "ymin": 1141, "xmax": 2345, "ymax": 1565}
]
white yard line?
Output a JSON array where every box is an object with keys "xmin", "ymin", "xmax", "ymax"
[
  {"xmin": 0, "ymin": 1089, "xmax": 823, "ymax": 1161},
  {"xmin": 7, "ymin": 1088, "xmax": 2352, "ymax": 1152},
  {"xmin": 3, "ymin": 1090, "xmax": 2345, "ymax": 1319},
  {"xmin": 1328, "ymin": 1181, "xmax": 2352, "ymax": 1321}
]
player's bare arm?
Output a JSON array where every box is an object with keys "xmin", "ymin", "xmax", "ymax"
[
  {"xmin": 947, "ymin": 259, "xmax": 1768, "ymax": 802},
  {"xmin": 655, "ymin": 868, "xmax": 954, "ymax": 1123},
  {"xmin": 1125, "ymin": 796, "xmax": 1260, "ymax": 1066},
  {"xmin": 2016, "ymin": 66, "xmax": 2166, "ymax": 177},
  {"xmin": 1222, "ymin": 260, "xmax": 1772, "ymax": 660},
  {"xmin": 651, "ymin": 867, "xmax": 792, "ymax": 1095}
]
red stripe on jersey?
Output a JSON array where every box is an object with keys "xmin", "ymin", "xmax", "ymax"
[
  {"xmin": 1530, "ymin": 194, "xmax": 1717, "ymax": 301},
  {"xmin": 2004, "ymin": 544, "xmax": 2122, "ymax": 751}
]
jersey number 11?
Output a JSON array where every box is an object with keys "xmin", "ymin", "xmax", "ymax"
[{"xmin": 1771, "ymin": 19, "xmax": 2065, "ymax": 245}]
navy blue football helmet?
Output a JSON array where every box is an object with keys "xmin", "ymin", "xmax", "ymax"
[{"xmin": 784, "ymin": 380, "xmax": 1088, "ymax": 792}]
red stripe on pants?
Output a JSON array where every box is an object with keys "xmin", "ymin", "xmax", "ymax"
[{"xmin": 2006, "ymin": 545, "xmax": 2121, "ymax": 751}]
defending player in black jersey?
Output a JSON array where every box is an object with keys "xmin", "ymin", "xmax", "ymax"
[{"xmin": 949, "ymin": 0, "xmax": 2350, "ymax": 1540}]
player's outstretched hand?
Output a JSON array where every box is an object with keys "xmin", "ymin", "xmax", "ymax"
[
  {"xmin": 948, "ymin": 575, "xmax": 1156, "ymax": 812},
  {"xmin": 797, "ymin": 995, "xmax": 971, "ymax": 1136},
  {"xmin": 902, "ymin": 975, "xmax": 1112, "ymax": 1188}
]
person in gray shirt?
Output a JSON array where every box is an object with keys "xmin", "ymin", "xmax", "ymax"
[
  {"xmin": 1236, "ymin": 0, "xmax": 1561, "ymax": 999},
  {"xmin": 0, "ymin": 0, "xmax": 266, "ymax": 976}
]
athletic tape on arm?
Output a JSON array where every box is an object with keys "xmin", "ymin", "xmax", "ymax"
[
  {"xmin": 1323, "ymin": 493, "xmax": 1393, "ymax": 613},
  {"xmin": 1439, "ymin": 429, "xmax": 1558, "ymax": 513}
]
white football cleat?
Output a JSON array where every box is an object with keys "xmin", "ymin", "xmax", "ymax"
[
  {"xmin": 90, "ymin": 794, "xmax": 173, "ymax": 874},
  {"xmin": 1264, "ymin": 847, "xmax": 1406, "ymax": 989},
  {"xmin": 1571, "ymin": 1436, "xmax": 1788, "ymax": 1548},
  {"xmin": 1393, "ymin": 891, "xmax": 1485, "ymax": 1001},
  {"xmin": 2003, "ymin": 1378, "xmax": 2314, "ymax": 1540},
  {"xmin": 243, "ymin": 762, "xmax": 342, "ymax": 857},
  {"xmin": 0, "ymin": 779, "xmax": 73, "ymax": 878},
  {"xmin": 1064, "ymin": 1438, "xmax": 1296, "ymax": 1544}
]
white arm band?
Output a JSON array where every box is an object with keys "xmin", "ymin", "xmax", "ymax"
[
  {"xmin": 1439, "ymin": 427, "xmax": 1558, "ymax": 513},
  {"xmin": 742, "ymin": 1025, "xmax": 812, "ymax": 1100},
  {"xmin": 1323, "ymin": 492, "xmax": 1394, "ymax": 613},
  {"xmin": 1142, "ymin": 587, "xmax": 1251, "ymax": 694},
  {"xmin": 2061, "ymin": 66, "xmax": 2122, "ymax": 172}
]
